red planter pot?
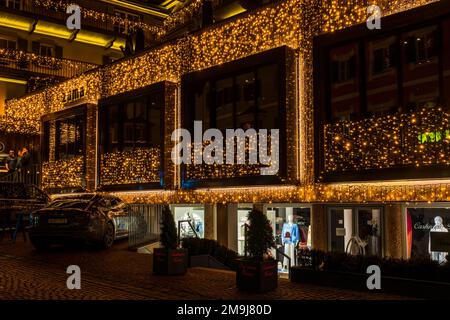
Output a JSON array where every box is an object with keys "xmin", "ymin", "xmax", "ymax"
[
  {"xmin": 153, "ymin": 248, "xmax": 188, "ymax": 275},
  {"xmin": 236, "ymin": 258, "xmax": 278, "ymax": 292}
]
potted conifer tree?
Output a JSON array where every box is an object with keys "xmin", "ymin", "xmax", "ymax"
[
  {"xmin": 153, "ymin": 205, "xmax": 188, "ymax": 275},
  {"xmin": 236, "ymin": 208, "xmax": 277, "ymax": 292}
]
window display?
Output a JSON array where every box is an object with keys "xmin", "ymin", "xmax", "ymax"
[
  {"xmin": 329, "ymin": 207, "xmax": 382, "ymax": 256},
  {"xmin": 173, "ymin": 206, "xmax": 205, "ymax": 239},
  {"xmin": 407, "ymin": 208, "xmax": 450, "ymax": 264},
  {"xmin": 237, "ymin": 207, "xmax": 251, "ymax": 255},
  {"xmin": 266, "ymin": 206, "xmax": 311, "ymax": 272}
]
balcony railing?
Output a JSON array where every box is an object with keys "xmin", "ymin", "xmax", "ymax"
[
  {"xmin": 0, "ymin": 49, "xmax": 98, "ymax": 79},
  {"xmin": 0, "ymin": 0, "xmax": 157, "ymax": 39}
]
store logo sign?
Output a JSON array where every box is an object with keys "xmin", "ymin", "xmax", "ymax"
[
  {"xmin": 171, "ymin": 121, "xmax": 279, "ymax": 175},
  {"xmin": 62, "ymin": 87, "xmax": 85, "ymax": 105},
  {"xmin": 418, "ymin": 130, "xmax": 450, "ymax": 144}
]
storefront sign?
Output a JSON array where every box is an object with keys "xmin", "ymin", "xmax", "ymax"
[
  {"xmin": 414, "ymin": 222, "xmax": 450, "ymax": 230},
  {"xmin": 62, "ymin": 87, "xmax": 85, "ymax": 106},
  {"xmin": 417, "ymin": 130, "xmax": 450, "ymax": 144},
  {"xmin": 430, "ymin": 232, "xmax": 450, "ymax": 252}
]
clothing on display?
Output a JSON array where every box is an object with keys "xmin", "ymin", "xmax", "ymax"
[
  {"xmin": 429, "ymin": 216, "xmax": 448, "ymax": 264},
  {"xmin": 178, "ymin": 211, "xmax": 204, "ymax": 238},
  {"xmin": 281, "ymin": 222, "xmax": 299, "ymax": 245}
]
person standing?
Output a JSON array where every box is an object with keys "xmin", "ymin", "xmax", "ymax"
[{"xmin": 5, "ymin": 150, "xmax": 17, "ymax": 173}]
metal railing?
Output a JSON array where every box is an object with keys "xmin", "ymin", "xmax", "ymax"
[
  {"xmin": 127, "ymin": 204, "xmax": 161, "ymax": 249},
  {"xmin": 0, "ymin": 164, "xmax": 41, "ymax": 187},
  {"xmin": 243, "ymin": 223, "xmax": 292, "ymax": 279},
  {"xmin": 0, "ymin": 49, "xmax": 98, "ymax": 79},
  {"xmin": 0, "ymin": 0, "xmax": 155, "ymax": 39},
  {"xmin": 177, "ymin": 219, "xmax": 199, "ymax": 245}
]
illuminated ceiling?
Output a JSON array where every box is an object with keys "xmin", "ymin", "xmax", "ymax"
[
  {"xmin": 0, "ymin": 12, "xmax": 125, "ymax": 50},
  {"xmin": 97, "ymin": 0, "xmax": 188, "ymax": 16}
]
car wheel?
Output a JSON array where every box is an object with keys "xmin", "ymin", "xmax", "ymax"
[
  {"xmin": 101, "ymin": 221, "xmax": 115, "ymax": 249},
  {"xmin": 31, "ymin": 238, "xmax": 50, "ymax": 251}
]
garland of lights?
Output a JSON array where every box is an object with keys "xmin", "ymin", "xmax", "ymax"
[
  {"xmin": 99, "ymin": 148, "xmax": 161, "ymax": 186},
  {"xmin": 324, "ymin": 106, "xmax": 450, "ymax": 175},
  {"xmin": 0, "ymin": 116, "xmax": 40, "ymax": 135},
  {"xmin": 0, "ymin": 48, "xmax": 96, "ymax": 76},
  {"xmin": 5, "ymin": 0, "xmax": 442, "ymax": 203},
  {"xmin": 32, "ymin": 0, "xmax": 163, "ymax": 34},
  {"xmin": 112, "ymin": 183, "xmax": 450, "ymax": 204},
  {"xmin": 159, "ymin": 0, "xmax": 204, "ymax": 36}
]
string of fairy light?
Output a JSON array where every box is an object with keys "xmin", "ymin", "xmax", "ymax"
[
  {"xmin": 323, "ymin": 106, "xmax": 450, "ymax": 175},
  {"xmin": 31, "ymin": 0, "xmax": 163, "ymax": 34},
  {"xmin": 0, "ymin": 48, "xmax": 97, "ymax": 75},
  {"xmin": 5, "ymin": 0, "xmax": 443, "ymax": 203},
  {"xmin": 99, "ymin": 148, "xmax": 161, "ymax": 186}
]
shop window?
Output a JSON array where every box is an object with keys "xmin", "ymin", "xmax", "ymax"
[
  {"xmin": 39, "ymin": 44, "xmax": 54, "ymax": 57},
  {"xmin": 186, "ymin": 63, "xmax": 280, "ymax": 131},
  {"xmin": 2, "ymin": 0, "xmax": 21, "ymax": 9},
  {"xmin": 182, "ymin": 47, "xmax": 286, "ymax": 183},
  {"xmin": 372, "ymin": 44, "xmax": 397, "ymax": 74},
  {"xmin": 402, "ymin": 26, "xmax": 440, "ymax": 110},
  {"xmin": 55, "ymin": 115, "xmax": 85, "ymax": 161},
  {"xmin": 173, "ymin": 206, "xmax": 205, "ymax": 238},
  {"xmin": 0, "ymin": 37, "xmax": 17, "ymax": 50},
  {"xmin": 328, "ymin": 207, "xmax": 382, "ymax": 256},
  {"xmin": 257, "ymin": 64, "xmax": 279, "ymax": 129},
  {"xmin": 266, "ymin": 206, "xmax": 311, "ymax": 272},
  {"xmin": 329, "ymin": 44, "xmax": 359, "ymax": 122},
  {"xmin": 365, "ymin": 36, "xmax": 399, "ymax": 116},
  {"xmin": 406, "ymin": 208, "xmax": 450, "ymax": 264},
  {"xmin": 405, "ymin": 29, "xmax": 438, "ymax": 64},
  {"xmin": 101, "ymin": 94, "xmax": 162, "ymax": 153},
  {"xmin": 98, "ymin": 86, "xmax": 164, "ymax": 187},
  {"xmin": 114, "ymin": 10, "xmax": 140, "ymax": 35},
  {"xmin": 237, "ymin": 206, "xmax": 252, "ymax": 255},
  {"xmin": 331, "ymin": 56, "xmax": 356, "ymax": 84}
]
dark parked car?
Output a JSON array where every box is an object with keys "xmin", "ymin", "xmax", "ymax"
[
  {"xmin": 29, "ymin": 193, "xmax": 146, "ymax": 250},
  {"xmin": 0, "ymin": 182, "xmax": 49, "ymax": 241}
]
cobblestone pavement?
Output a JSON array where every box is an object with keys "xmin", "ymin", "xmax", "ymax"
[{"xmin": 0, "ymin": 238, "xmax": 408, "ymax": 300}]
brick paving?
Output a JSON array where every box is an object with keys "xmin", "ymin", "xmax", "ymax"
[{"xmin": 0, "ymin": 238, "xmax": 408, "ymax": 300}]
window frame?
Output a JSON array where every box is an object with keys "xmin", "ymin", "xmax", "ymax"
[
  {"xmin": 97, "ymin": 82, "xmax": 167, "ymax": 191},
  {"xmin": 314, "ymin": 1, "xmax": 450, "ymax": 183},
  {"xmin": 181, "ymin": 46, "xmax": 289, "ymax": 188}
]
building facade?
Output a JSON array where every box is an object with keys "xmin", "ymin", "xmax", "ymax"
[{"xmin": 4, "ymin": 0, "xmax": 448, "ymax": 265}]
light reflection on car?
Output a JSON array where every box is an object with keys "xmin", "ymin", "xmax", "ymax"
[{"xmin": 29, "ymin": 193, "xmax": 146, "ymax": 250}]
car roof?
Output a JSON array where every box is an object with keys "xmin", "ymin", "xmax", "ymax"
[{"xmin": 52, "ymin": 193, "xmax": 121, "ymax": 202}]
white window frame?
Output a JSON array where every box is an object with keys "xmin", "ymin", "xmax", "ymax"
[
  {"xmin": 0, "ymin": 35, "xmax": 17, "ymax": 50},
  {"xmin": 5, "ymin": 0, "xmax": 22, "ymax": 10},
  {"xmin": 114, "ymin": 9, "xmax": 141, "ymax": 34}
]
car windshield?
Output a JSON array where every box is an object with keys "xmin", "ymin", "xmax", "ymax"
[{"xmin": 47, "ymin": 200, "xmax": 90, "ymax": 210}]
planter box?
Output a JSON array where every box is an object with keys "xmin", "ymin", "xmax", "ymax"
[
  {"xmin": 291, "ymin": 267, "xmax": 450, "ymax": 299},
  {"xmin": 236, "ymin": 259, "xmax": 278, "ymax": 293},
  {"xmin": 153, "ymin": 248, "xmax": 188, "ymax": 275}
]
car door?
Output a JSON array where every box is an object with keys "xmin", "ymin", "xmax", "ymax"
[{"xmin": 109, "ymin": 198, "xmax": 129, "ymax": 238}]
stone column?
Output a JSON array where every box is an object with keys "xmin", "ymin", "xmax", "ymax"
[
  {"xmin": 85, "ymin": 104, "xmax": 97, "ymax": 192},
  {"xmin": 311, "ymin": 204, "xmax": 328, "ymax": 251},
  {"xmin": 384, "ymin": 204, "xmax": 404, "ymax": 259},
  {"xmin": 204, "ymin": 204, "xmax": 216, "ymax": 240},
  {"xmin": 216, "ymin": 204, "xmax": 228, "ymax": 247}
]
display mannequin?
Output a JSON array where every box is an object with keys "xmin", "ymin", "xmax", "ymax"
[
  {"xmin": 281, "ymin": 214, "xmax": 299, "ymax": 269},
  {"xmin": 429, "ymin": 216, "xmax": 448, "ymax": 264},
  {"xmin": 180, "ymin": 211, "xmax": 204, "ymax": 238}
]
